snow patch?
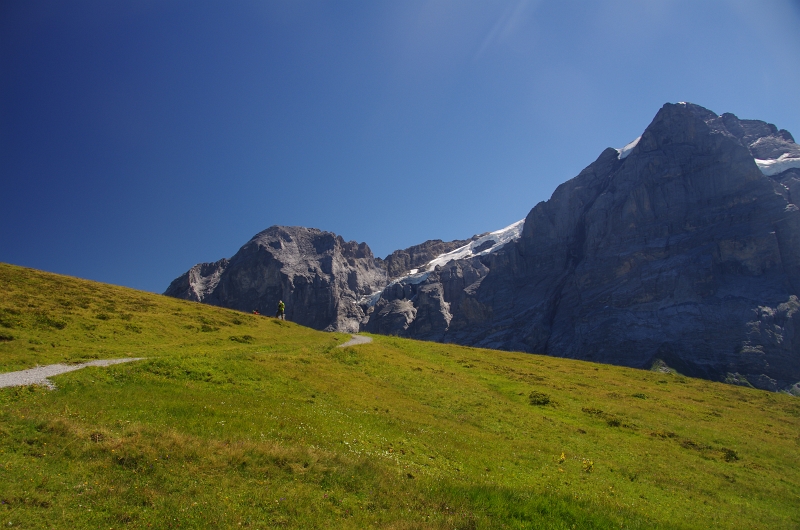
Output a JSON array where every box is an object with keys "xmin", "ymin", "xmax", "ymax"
[
  {"xmin": 755, "ymin": 154, "xmax": 800, "ymax": 177},
  {"xmin": 401, "ymin": 270, "xmax": 432, "ymax": 284},
  {"xmin": 360, "ymin": 290, "xmax": 384, "ymax": 308},
  {"xmin": 426, "ymin": 219, "xmax": 524, "ymax": 271},
  {"xmin": 359, "ymin": 270, "xmax": 431, "ymax": 307},
  {"xmin": 358, "ymin": 219, "xmax": 525, "ymax": 307},
  {"xmin": 616, "ymin": 136, "xmax": 641, "ymax": 159}
]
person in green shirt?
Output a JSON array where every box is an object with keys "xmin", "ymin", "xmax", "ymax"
[{"xmin": 276, "ymin": 300, "xmax": 285, "ymax": 320}]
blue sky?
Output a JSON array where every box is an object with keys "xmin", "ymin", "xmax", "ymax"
[{"xmin": 2, "ymin": 0, "xmax": 799, "ymax": 293}]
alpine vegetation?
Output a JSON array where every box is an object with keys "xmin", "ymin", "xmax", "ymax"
[{"xmin": 2, "ymin": 262, "xmax": 799, "ymax": 528}]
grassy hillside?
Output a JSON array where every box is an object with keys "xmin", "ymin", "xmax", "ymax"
[{"xmin": 1, "ymin": 262, "xmax": 798, "ymax": 529}]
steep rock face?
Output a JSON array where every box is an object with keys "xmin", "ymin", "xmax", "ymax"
[
  {"xmin": 165, "ymin": 226, "xmax": 386, "ymax": 332},
  {"xmin": 378, "ymin": 102, "xmax": 800, "ymax": 391}
]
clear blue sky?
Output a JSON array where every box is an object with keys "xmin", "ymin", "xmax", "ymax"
[{"xmin": 2, "ymin": 1, "xmax": 799, "ymax": 293}]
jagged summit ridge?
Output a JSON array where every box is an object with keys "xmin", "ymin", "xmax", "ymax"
[{"xmin": 166, "ymin": 102, "xmax": 800, "ymax": 392}]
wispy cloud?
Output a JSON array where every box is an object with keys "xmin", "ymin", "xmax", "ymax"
[{"xmin": 475, "ymin": 0, "xmax": 539, "ymax": 60}]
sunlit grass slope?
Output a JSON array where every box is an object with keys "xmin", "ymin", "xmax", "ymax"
[{"xmin": 1, "ymin": 262, "xmax": 799, "ymax": 529}]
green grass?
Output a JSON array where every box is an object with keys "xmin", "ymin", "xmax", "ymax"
[{"xmin": 1, "ymin": 262, "xmax": 799, "ymax": 529}]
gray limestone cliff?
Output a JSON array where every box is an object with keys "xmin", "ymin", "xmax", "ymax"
[{"xmin": 165, "ymin": 226, "xmax": 387, "ymax": 332}]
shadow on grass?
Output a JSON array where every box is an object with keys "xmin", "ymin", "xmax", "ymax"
[{"xmin": 433, "ymin": 483, "xmax": 663, "ymax": 529}]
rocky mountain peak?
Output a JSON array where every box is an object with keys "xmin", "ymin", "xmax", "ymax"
[
  {"xmin": 166, "ymin": 102, "xmax": 800, "ymax": 392},
  {"xmin": 165, "ymin": 225, "xmax": 387, "ymax": 332}
]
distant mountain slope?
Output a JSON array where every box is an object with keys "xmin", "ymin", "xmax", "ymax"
[{"xmin": 166, "ymin": 102, "xmax": 800, "ymax": 391}]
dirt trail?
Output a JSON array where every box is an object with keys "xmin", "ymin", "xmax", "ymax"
[
  {"xmin": 1, "ymin": 336, "xmax": 372, "ymax": 388},
  {"xmin": 0, "ymin": 358, "xmax": 144, "ymax": 389},
  {"xmin": 337, "ymin": 335, "xmax": 373, "ymax": 348}
]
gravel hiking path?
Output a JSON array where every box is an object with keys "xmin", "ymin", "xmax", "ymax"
[
  {"xmin": 338, "ymin": 335, "xmax": 373, "ymax": 348},
  {"xmin": 0, "ymin": 358, "xmax": 144, "ymax": 390}
]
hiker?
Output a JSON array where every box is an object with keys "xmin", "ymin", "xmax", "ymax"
[
  {"xmin": 276, "ymin": 300, "xmax": 285, "ymax": 320},
  {"xmin": 252, "ymin": 309, "xmax": 260, "ymax": 316}
]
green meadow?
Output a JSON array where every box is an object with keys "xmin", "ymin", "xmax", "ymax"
[{"xmin": 0, "ymin": 262, "xmax": 798, "ymax": 529}]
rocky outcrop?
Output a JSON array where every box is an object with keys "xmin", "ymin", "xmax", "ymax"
[
  {"xmin": 166, "ymin": 102, "xmax": 800, "ymax": 392},
  {"xmin": 165, "ymin": 226, "xmax": 387, "ymax": 332},
  {"xmin": 363, "ymin": 256, "xmax": 491, "ymax": 340},
  {"xmin": 164, "ymin": 258, "xmax": 228, "ymax": 302}
]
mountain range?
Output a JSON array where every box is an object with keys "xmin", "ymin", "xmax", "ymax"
[{"xmin": 165, "ymin": 102, "xmax": 800, "ymax": 393}]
